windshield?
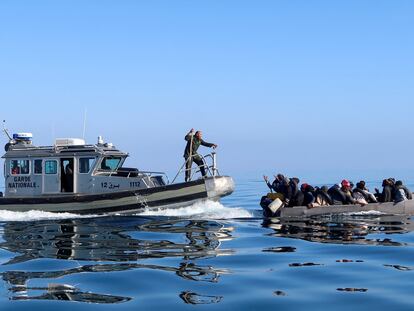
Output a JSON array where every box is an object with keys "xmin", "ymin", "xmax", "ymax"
[{"xmin": 100, "ymin": 157, "xmax": 122, "ymax": 171}]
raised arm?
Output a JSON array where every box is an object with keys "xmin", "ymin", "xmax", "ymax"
[{"xmin": 185, "ymin": 128, "xmax": 195, "ymax": 141}]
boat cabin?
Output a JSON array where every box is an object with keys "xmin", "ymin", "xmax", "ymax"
[{"xmin": 2, "ymin": 134, "xmax": 166, "ymax": 197}]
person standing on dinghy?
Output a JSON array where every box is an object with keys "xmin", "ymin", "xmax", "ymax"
[{"xmin": 184, "ymin": 129, "xmax": 217, "ymax": 182}]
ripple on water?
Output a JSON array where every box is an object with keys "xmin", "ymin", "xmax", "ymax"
[{"xmin": 262, "ymin": 246, "xmax": 296, "ymax": 253}]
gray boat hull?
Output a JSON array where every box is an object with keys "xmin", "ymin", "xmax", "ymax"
[
  {"xmin": 0, "ymin": 176, "xmax": 235, "ymax": 215},
  {"xmin": 279, "ymin": 200, "xmax": 414, "ymax": 218}
]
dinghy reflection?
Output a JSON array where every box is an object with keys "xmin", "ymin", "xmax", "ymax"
[
  {"xmin": 0, "ymin": 216, "xmax": 233, "ymax": 303},
  {"xmin": 263, "ymin": 215, "xmax": 413, "ymax": 246}
]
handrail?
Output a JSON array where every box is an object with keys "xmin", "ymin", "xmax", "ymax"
[
  {"xmin": 92, "ymin": 151, "xmax": 219, "ymax": 186},
  {"xmin": 189, "ymin": 155, "xmax": 220, "ymax": 181},
  {"xmin": 171, "ymin": 152, "xmax": 219, "ymax": 184},
  {"xmin": 95, "ymin": 168, "xmax": 170, "ymax": 185}
]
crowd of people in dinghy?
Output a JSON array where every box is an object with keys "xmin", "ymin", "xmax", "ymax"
[{"xmin": 262, "ymin": 174, "xmax": 413, "ymax": 209}]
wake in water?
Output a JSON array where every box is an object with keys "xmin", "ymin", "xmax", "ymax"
[
  {"xmin": 0, "ymin": 200, "xmax": 252, "ymax": 222},
  {"xmin": 138, "ymin": 200, "xmax": 253, "ymax": 219},
  {"xmin": 0, "ymin": 210, "xmax": 94, "ymax": 222}
]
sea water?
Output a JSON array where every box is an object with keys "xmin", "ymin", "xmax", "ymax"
[{"xmin": 0, "ymin": 179, "xmax": 413, "ymax": 310}]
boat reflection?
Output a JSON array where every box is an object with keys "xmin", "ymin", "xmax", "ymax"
[
  {"xmin": 179, "ymin": 291, "xmax": 223, "ymax": 304},
  {"xmin": 0, "ymin": 216, "xmax": 234, "ymax": 304},
  {"xmin": 263, "ymin": 215, "xmax": 414, "ymax": 246},
  {"xmin": 0, "ymin": 217, "xmax": 234, "ymax": 264},
  {"xmin": 10, "ymin": 283, "xmax": 131, "ymax": 304}
]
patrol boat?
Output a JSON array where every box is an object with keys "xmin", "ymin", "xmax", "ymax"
[{"xmin": 0, "ymin": 132, "xmax": 234, "ymax": 214}]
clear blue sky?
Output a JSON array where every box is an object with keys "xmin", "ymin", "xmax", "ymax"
[{"xmin": 1, "ymin": 1, "xmax": 413, "ymax": 182}]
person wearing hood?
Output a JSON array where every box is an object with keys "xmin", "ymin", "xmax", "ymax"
[
  {"xmin": 301, "ymin": 183, "xmax": 316, "ymax": 208},
  {"xmin": 328, "ymin": 180, "xmax": 357, "ymax": 205},
  {"xmin": 314, "ymin": 185, "xmax": 333, "ymax": 206},
  {"xmin": 352, "ymin": 182, "xmax": 369, "ymax": 205},
  {"xmin": 394, "ymin": 180, "xmax": 413, "ymax": 203},
  {"xmin": 263, "ymin": 174, "xmax": 290, "ymax": 196},
  {"xmin": 353, "ymin": 181, "xmax": 377, "ymax": 204},
  {"xmin": 284, "ymin": 177, "xmax": 298, "ymax": 206},
  {"xmin": 375, "ymin": 179, "xmax": 393, "ymax": 202},
  {"xmin": 285, "ymin": 178, "xmax": 305, "ymax": 207}
]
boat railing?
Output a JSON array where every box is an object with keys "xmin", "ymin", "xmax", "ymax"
[
  {"xmin": 138, "ymin": 171, "xmax": 170, "ymax": 185},
  {"xmin": 171, "ymin": 151, "xmax": 219, "ymax": 184},
  {"xmin": 95, "ymin": 168, "xmax": 170, "ymax": 185}
]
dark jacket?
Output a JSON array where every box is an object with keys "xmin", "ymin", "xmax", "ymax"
[
  {"xmin": 266, "ymin": 179, "xmax": 281, "ymax": 193},
  {"xmin": 328, "ymin": 185, "xmax": 356, "ymax": 205},
  {"xmin": 303, "ymin": 191, "xmax": 315, "ymax": 206},
  {"xmin": 288, "ymin": 190, "xmax": 304, "ymax": 207},
  {"xmin": 266, "ymin": 177, "xmax": 290, "ymax": 195},
  {"xmin": 285, "ymin": 179, "xmax": 299, "ymax": 203},
  {"xmin": 184, "ymin": 133, "xmax": 214, "ymax": 158},
  {"xmin": 402, "ymin": 185, "xmax": 413, "ymax": 200},
  {"xmin": 379, "ymin": 185, "xmax": 393, "ymax": 202},
  {"xmin": 315, "ymin": 187, "xmax": 333, "ymax": 205},
  {"xmin": 394, "ymin": 185, "xmax": 412, "ymax": 202}
]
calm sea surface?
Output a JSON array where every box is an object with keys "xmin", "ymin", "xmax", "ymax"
[{"xmin": 0, "ymin": 178, "xmax": 414, "ymax": 310}]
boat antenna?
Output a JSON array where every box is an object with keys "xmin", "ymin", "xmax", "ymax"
[
  {"xmin": 82, "ymin": 108, "xmax": 87, "ymax": 140},
  {"xmin": 52, "ymin": 121, "xmax": 55, "ymax": 142},
  {"xmin": 2, "ymin": 120, "xmax": 12, "ymax": 140}
]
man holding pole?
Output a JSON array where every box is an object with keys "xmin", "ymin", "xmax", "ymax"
[{"xmin": 184, "ymin": 129, "xmax": 217, "ymax": 182}]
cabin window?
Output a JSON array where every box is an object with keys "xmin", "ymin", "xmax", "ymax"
[
  {"xmin": 45, "ymin": 160, "xmax": 58, "ymax": 174},
  {"xmin": 100, "ymin": 157, "xmax": 122, "ymax": 171},
  {"xmin": 10, "ymin": 159, "xmax": 30, "ymax": 175},
  {"xmin": 79, "ymin": 157, "xmax": 96, "ymax": 173},
  {"xmin": 34, "ymin": 160, "xmax": 43, "ymax": 174}
]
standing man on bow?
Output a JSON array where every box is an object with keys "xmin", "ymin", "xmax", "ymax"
[{"xmin": 184, "ymin": 129, "xmax": 217, "ymax": 182}]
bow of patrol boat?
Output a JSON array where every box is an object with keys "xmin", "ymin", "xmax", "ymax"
[{"xmin": 205, "ymin": 176, "xmax": 235, "ymax": 200}]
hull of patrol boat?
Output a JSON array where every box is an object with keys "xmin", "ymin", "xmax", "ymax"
[
  {"xmin": 0, "ymin": 176, "xmax": 235, "ymax": 215},
  {"xmin": 273, "ymin": 200, "xmax": 414, "ymax": 218}
]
